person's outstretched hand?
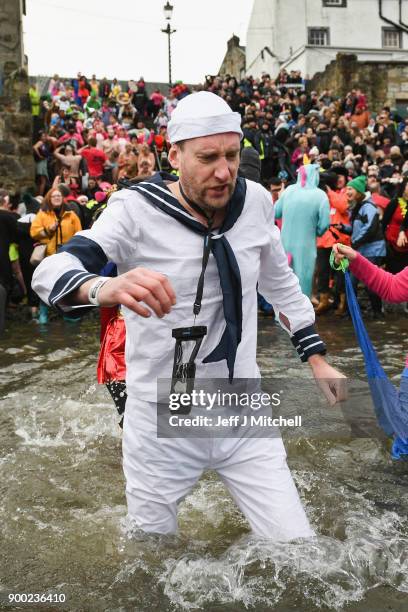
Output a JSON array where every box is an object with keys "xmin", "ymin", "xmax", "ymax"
[
  {"xmin": 308, "ymin": 354, "xmax": 348, "ymax": 406},
  {"xmin": 332, "ymin": 243, "xmax": 357, "ymax": 266}
]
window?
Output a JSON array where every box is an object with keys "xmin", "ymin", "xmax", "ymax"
[
  {"xmin": 308, "ymin": 28, "xmax": 330, "ymax": 46},
  {"xmin": 323, "ymin": 0, "xmax": 347, "ymax": 6},
  {"xmin": 382, "ymin": 27, "xmax": 402, "ymax": 49}
]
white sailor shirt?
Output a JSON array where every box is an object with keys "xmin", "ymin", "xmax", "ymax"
[{"xmin": 32, "ymin": 179, "xmax": 326, "ymax": 400}]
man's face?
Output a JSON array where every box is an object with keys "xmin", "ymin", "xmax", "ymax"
[
  {"xmin": 169, "ymin": 132, "xmax": 240, "ymax": 212},
  {"xmin": 367, "ymin": 176, "xmax": 379, "ymax": 191}
]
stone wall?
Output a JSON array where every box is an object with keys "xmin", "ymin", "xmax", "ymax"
[
  {"xmin": 0, "ymin": 66, "xmax": 34, "ymax": 193},
  {"xmin": 219, "ymin": 35, "xmax": 246, "ymax": 80},
  {"xmin": 309, "ymin": 53, "xmax": 408, "ymax": 113},
  {"xmin": 0, "ymin": 0, "xmax": 35, "ymax": 194}
]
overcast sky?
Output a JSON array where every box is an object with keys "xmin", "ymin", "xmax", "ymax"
[{"xmin": 23, "ymin": 0, "xmax": 253, "ymax": 83}]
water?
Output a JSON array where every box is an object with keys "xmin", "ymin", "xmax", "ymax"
[{"xmin": 1, "ymin": 313, "xmax": 408, "ymax": 611}]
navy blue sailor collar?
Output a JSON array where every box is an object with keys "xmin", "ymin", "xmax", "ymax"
[
  {"xmin": 133, "ymin": 171, "xmax": 247, "ymax": 236},
  {"xmin": 127, "ymin": 171, "xmax": 247, "ymax": 382}
]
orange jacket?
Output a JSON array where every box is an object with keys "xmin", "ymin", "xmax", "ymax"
[
  {"xmin": 30, "ymin": 208, "xmax": 82, "ymax": 256},
  {"xmin": 350, "ymin": 110, "xmax": 370, "ymax": 130},
  {"xmin": 316, "ymin": 188, "xmax": 351, "ymax": 248}
]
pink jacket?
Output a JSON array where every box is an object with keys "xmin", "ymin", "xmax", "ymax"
[
  {"xmin": 350, "ymin": 253, "xmax": 408, "ymax": 303},
  {"xmin": 350, "ymin": 253, "xmax": 408, "ymax": 364}
]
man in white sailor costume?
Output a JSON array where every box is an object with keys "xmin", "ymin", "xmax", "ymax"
[{"xmin": 32, "ymin": 92, "xmax": 345, "ymax": 539}]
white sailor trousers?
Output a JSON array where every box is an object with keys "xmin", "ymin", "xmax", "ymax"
[{"xmin": 122, "ymin": 398, "xmax": 315, "ymax": 540}]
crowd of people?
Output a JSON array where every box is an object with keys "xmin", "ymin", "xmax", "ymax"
[{"xmin": 1, "ymin": 67, "xmax": 408, "ymax": 332}]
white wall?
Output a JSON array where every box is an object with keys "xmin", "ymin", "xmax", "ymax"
[
  {"xmin": 273, "ymin": 0, "xmax": 308, "ymax": 60},
  {"xmin": 245, "ymin": 0, "xmax": 278, "ymax": 76},
  {"xmin": 297, "ymin": 0, "xmax": 408, "ymax": 51},
  {"xmin": 246, "ymin": 0, "xmax": 408, "ymax": 78}
]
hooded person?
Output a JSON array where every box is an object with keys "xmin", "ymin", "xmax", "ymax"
[
  {"xmin": 238, "ymin": 146, "xmax": 273, "ymax": 315},
  {"xmin": 274, "ymin": 164, "xmax": 330, "ymax": 297},
  {"xmin": 238, "ymin": 146, "xmax": 261, "ymax": 183},
  {"xmin": 32, "ymin": 91, "xmax": 345, "ymax": 539}
]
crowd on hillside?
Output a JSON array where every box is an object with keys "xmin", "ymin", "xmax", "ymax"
[{"xmin": 1, "ymin": 67, "xmax": 408, "ymax": 331}]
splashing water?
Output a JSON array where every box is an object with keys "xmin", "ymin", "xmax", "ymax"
[{"xmin": 0, "ymin": 316, "xmax": 407, "ymax": 610}]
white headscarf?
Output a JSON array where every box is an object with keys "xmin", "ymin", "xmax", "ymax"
[{"xmin": 167, "ymin": 91, "xmax": 243, "ymax": 144}]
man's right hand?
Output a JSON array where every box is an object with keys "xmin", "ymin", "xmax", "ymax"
[{"xmin": 74, "ymin": 268, "xmax": 177, "ymax": 318}]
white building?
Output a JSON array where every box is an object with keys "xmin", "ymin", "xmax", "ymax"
[{"xmin": 246, "ymin": 0, "xmax": 408, "ymax": 78}]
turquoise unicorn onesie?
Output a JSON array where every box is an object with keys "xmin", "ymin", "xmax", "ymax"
[{"xmin": 275, "ymin": 164, "xmax": 330, "ymax": 297}]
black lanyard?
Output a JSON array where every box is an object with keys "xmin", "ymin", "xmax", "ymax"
[
  {"xmin": 54, "ymin": 214, "xmax": 62, "ymax": 250},
  {"xmin": 179, "ymin": 182, "xmax": 215, "ymax": 318}
]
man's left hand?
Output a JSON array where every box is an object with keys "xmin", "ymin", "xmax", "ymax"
[{"xmin": 308, "ymin": 354, "xmax": 347, "ymax": 405}]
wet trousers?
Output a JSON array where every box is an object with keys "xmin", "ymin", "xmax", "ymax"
[
  {"xmin": 350, "ymin": 255, "xmax": 384, "ymax": 314},
  {"xmin": 316, "ymin": 247, "xmax": 345, "ymax": 294},
  {"xmin": 122, "ymin": 398, "xmax": 314, "ymax": 540}
]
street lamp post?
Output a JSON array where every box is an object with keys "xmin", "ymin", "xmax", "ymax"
[{"xmin": 161, "ymin": 1, "xmax": 176, "ymax": 88}]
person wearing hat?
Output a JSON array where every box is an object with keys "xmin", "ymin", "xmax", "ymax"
[
  {"xmin": 32, "ymin": 91, "xmax": 345, "ymax": 539},
  {"xmin": 238, "ymin": 146, "xmax": 261, "ymax": 183},
  {"xmin": 346, "ymin": 175, "xmax": 386, "ymax": 318}
]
